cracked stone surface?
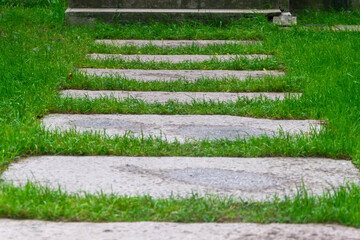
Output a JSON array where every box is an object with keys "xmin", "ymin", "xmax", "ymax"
[
  {"xmin": 79, "ymin": 68, "xmax": 284, "ymax": 81},
  {"xmin": 95, "ymin": 39, "xmax": 261, "ymax": 48},
  {"xmin": 61, "ymin": 90, "xmax": 299, "ymax": 102},
  {"xmin": 42, "ymin": 114, "xmax": 319, "ymax": 142},
  {"xmin": 3, "ymin": 156, "xmax": 358, "ymax": 200},
  {"xmin": 1, "ymin": 220, "xmax": 360, "ymax": 240},
  {"xmin": 87, "ymin": 54, "xmax": 270, "ymax": 62}
]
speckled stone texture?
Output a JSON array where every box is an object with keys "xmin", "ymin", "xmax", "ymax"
[
  {"xmin": 60, "ymin": 90, "xmax": 299, "ymax": 103},
  {"xmin": 79, "ymin": 69, "xmax": 284, "ymax": 82},
  {"xmin": 42, "ymin": 114, "xmax": 319, "ymax": 142},
  {"xmin": 1, "ymin": 220, "xmax": 360, "ymax": 240},
  {"xmin": 333, "ymin": 25, "xmax": 360, "ymax": 31},
  {"xmin": 3, "ymin": 156, "xmax": 358, "ymax": 200}
]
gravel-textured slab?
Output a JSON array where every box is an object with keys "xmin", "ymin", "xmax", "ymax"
[
  {"xmin": 1, "ymin": 220, "xmax": 360, "ymax": 240},
  {"xmin": 80, "ymin": 68, "xmax": 284, "ymax": 81},
  {"xmin": 95, "ymin": 39, "xmax": 260, "ymax": 48},
  {"xmin": 333, "ymin": 25, "xmax": 360, "ymax": 31},
  {"xmin": 61, "ymin": 90, "xmax": 299, "ymax": 102},
  {"xmin": 87, "ymin": 54, "xmax": 270, "ymax": 62},
  {"xmin": 3, "ymin": 156, "xmax": 358, "ymax": 200},
  {"xmin": 287, "ymin": 25, "xmax": 360, "ymax": 32},
  {"xmin": 42, "ymin": 114, "xmax": 318, "ymax": 142}
]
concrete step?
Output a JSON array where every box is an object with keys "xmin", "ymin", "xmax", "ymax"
[
  {"xmin": 42, "ymin": 114, "xmax": 319, "ymax": 143},
  {"xmin": 95, "ymin": 39, "xmax": 261, "ymax": 48},
  {"xmin": 333, "ymin": 25, "xmax": 360, "ymax": 31},
  {"xmin": 3, "ymin": 156, "xmax": 358, "ymax": 200},
  {"xmin": 3, "ymin": 220, "xmax": 360, "ymax": 240},
  {"xmin": 87, "ymin": 54, "xmax": 270, "ymax": 63},
  {"xmin": 65, "ymin": 8, "xmax": 282, "ymax": 24},
  {"xmin": 284, "ymin": 25, "xmax": 360, "ymax": 32},
  {"xmin": 79, "ymin": 69, "xmax": 284, "ymax": 82},
  {"xmin": 68, "ymin": 0, "xmax": 286, "ymax": 9},
  {"xmin": 61, "ymin": 90, "xmax": 299, "ymax": 103}
]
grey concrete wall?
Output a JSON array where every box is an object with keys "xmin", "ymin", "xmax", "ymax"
[
  {"xmin": 352, "ymin": 0, "xmax": 360, "ymax": 8},
  {"xmin": 68, "ymin": 0, "xmax": 287, "ymax": 9},
  {"xmin": 67, "ymin": 0, "xmax": 359, "ymax": 10}
]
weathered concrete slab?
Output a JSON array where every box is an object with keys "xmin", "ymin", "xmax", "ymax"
[
  {"xmin": 3, "ymin": 220, "xmax": 360, "ymax": 240},
  {"xmin": 87, "ymin": 54, "xmax": 270, "ymax": 62},
  {"xmin": 285, "ymin": 25, "xmax": 360, "ymax": 32},
  {"xmin": 79, "ymin": 69, "xmax": 284, "ymax": 81},
  {"xmin": 95, "ymin": 39, "xmax": 260, "ymax": 48},
  {"xmin": 61, "ymin": 90, "xmax": 299, "ymax": 103},
  {"xmin": 65, "ymin": 8, "xmax": 282, "ymax": 25},
  {"xmin": 42, "ymin": 114, "xmax": 318, "ymax": 142},
  {"xmin": 3, "ymin": 156, "xmax": 358, "ymax": 200},
  {"xmin": 333, "ymin": 25, "xmax": 360, "ymax": 31}
]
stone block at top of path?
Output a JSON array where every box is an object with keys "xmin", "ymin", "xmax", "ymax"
[
  {"xmin": 95, "ymin": 40, "xmax": 261, "ymax": 48},
  {"xmin": 3, "ymin": 156, "xmax": 358, "ymax": 200},
  {"xmin": 42, "ymin": 114, "xmax": 319, "ymax": 143},
  {"xmin": 80, "ymin": 69, "xmax": 284, "ymax": 82}
]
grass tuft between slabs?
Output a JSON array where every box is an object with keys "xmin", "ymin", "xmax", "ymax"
[
  {"xmin": 0, "ymin": 182, "xmax": 359, "ymax": 228},
  {"xmin": 52, "ymin": 95, "xmax": 311, "ymax": 119},
  {"xmin": 64, "ymin": 74, "xmax": 301, "ymax": 93}
]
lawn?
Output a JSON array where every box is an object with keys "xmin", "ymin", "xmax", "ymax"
[{"xmin": 0, "ymin": 0, "xmax": 359, "ymax": 227}]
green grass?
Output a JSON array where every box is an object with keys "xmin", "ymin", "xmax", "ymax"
[
  {"xmin": 80, "ymin": 56, "xmax": 281, "ymax": 70},
  {"xmin": 52, "ymin": 95, "xmax": 312, "ymax": 119},
  {"xmin": 89, "ymin": 42, "xmax": 271, "ymax": 55},
  {"xmin": 65, "ymin": 74, "xmax": 300, "ymax": 92},
  {"xmin": 0, "ymin": 1, "xmax": 360, "ymax": 225},
  {"xmin": 296, "ymin": 9, "xmax": 360, "ymax": 25},
  {"xmin": 1, "ymin": 182, "xmax": 360, "ymax": 227}
]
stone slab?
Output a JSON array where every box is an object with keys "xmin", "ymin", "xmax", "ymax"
[
  {"xmin": 3, "ymin": 220, "xmax": 360, "ymax": 240},
  {"xmin": 95, "ymin": 39, "xmax": 261, "ymax": 48},
  {"xmin": 333, "ymin": 25, "xmax": 360, "ymax": 31},
  {"xmin": 285, "ymin": 25, "xmax": 360, "ymax": 32},
  {"xmin": 61, "ymin": 90, "xmax": 299, "ymax": 103},
  {"xmin": 68, "ymin": 0, "xmax": 286, "ymax": 9},
  {"xmin": 79, "ymin": 69, "xmax": 284, "ymax": 81},
  {"xmin": 42, "ymin": 114, "xmax": 319, "ymax": 142},
  {"xmin": 3, "ymin": 156, "xmax": 358, "ymax": 200},
  {"xmin": 65, "ymin": 8, "xmax": 282, "ymax": 24},
  {"xmin": 87, "ymin": 54, "xmax": 270, "ymax": 62},
  {"xmin": 273, "ymin": 12, "xmax": 297, "ymax": 26}
]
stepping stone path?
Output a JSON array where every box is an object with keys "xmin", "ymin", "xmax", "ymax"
[
  {"xmin": 61, "ymin": 90, "xmax": 297, "ymax": 102},
  {"xmin": 3, "ymin": 38, "xmax": 360, "ymax": 237}
]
